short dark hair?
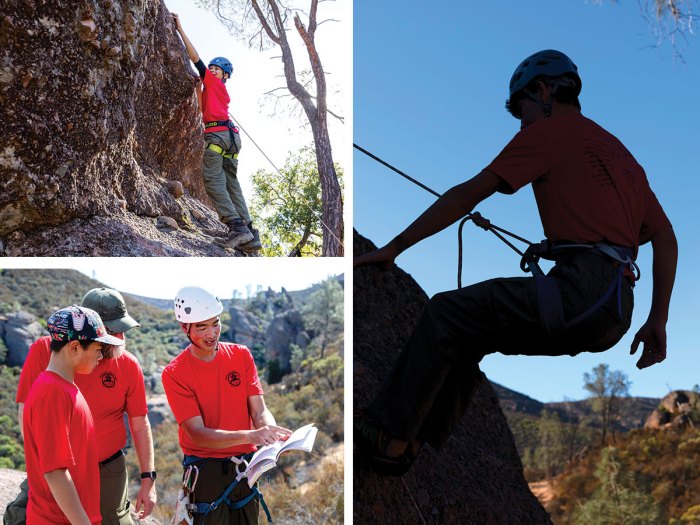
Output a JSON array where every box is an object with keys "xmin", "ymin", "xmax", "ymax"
[
  {"xmin": 49, "ymin": 339, "xmax": 95, "ymax": 352},
  {"xmin": 506, "ymin": 74, "xmax": 581, "ymax": 119}
]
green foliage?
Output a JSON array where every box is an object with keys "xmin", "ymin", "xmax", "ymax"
[
  {"xmin": 0, "ymin": 366, "xmax": 23, "ymax": 470},
  {"xmin": 550, "ymin": 427, "xmax": 700, "ymax": 523},
  {"xmin": 250, "ymin": 146, "xmax": 344, "ymax": 257},
  {"xmin": 584, "ymin": 363, "xmax": 632, "ymax": 445},
  {"xmin": 573, "ymin": 447, "xmax": 661, "ymax": 525},
  {"xmin": 0, "ymin": 338, "xmax": 7, "ymax": 364},
  {"xmin": 301, "ymin": 279, "xmax": 344, "ymax": 358}
]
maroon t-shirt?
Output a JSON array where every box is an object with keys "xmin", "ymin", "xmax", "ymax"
[{"xmin": 485, "ymin": 113, "xmax": 670, "ymax": 251}]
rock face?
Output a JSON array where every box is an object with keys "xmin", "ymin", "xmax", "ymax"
[
  {"xmin": 353, "ymin": 230, "xmax": 552, "ymax": 524},
  {"xmin": 0, "ymin": 0, "xmax": 242, "ymax": 256},
  {"xmin": 644, "ymin": 390, "xmax": 700, "ymax": 429},
  {"xmin": 265, "ymin": 309, "xmax": 311, "ymax": 373},
  {"xmin": 0, "ymin": 311, "xmax": 46, "ymax": 366}
]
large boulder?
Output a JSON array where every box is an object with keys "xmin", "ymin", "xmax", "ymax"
[
  {"xmin": 353, "ymin": 230, "xmax": 552, "ymax": 524},
  {"xmin": 229, "ymin": 305, "xmax": 264, "ymax": 350},
  {"xmin": 644, "ymin": 390, "xmax": 699, "ymax": 429},
  {"xmin": 1, "ymin": 311, "xmax": 46, "ymax": 366},
  {"xmin": 0, "ymin": 0, "xmax": 238, "ymax": 256}
]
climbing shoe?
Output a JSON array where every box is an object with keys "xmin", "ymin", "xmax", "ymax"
[
  {"xmin": 239, "ymin": 224, "xmax": 262, "ymax": 253},
  {"xmin": 354, "ymin": 411, "xmax": 418, "ymax": 476},
  {"xmin": 213, "ymin": 219, "xmax": 254, "ymax": 249}
]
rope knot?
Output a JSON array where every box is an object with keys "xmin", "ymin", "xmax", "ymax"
[{"xmin": 470, "ymin": 212, "xmax": 491, "ymax": 231}]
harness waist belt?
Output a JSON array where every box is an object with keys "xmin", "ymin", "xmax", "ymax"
[
  {"xmin": 205, "ymin": 120, "xmax": 230, "ymax": 128},
  {"xmin": 99, "ymin": 449, "xmax": 124, "ymax": 466}
]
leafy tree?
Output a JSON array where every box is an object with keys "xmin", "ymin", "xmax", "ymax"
[
  {"xmin": 584, "ymin": 363, "xmax": 631, "ymax": 445},
  {"xmin": 196, "ymin": 0, "xmax": 345, "ymax": 256},
  {"xmin": 534, "ymin": 410, "xmax": 568, "ymax": 478},
  {"xmin": 574, "ymin": 447, "xmax": 661, "ymax": 525},
  {"xmin": 301, "ymin": 278, "xmax": 343, "ymax": 357},
  {"xmin": 251, "ymin": 146, "xmax": 343, "ymax": 257}
]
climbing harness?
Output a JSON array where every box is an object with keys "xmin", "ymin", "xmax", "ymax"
[
  {"xmin": 354, "ymin": 143, "xmax": 641, "ymax": 337},
  {"xmin": 180, "ymin": 454, "xmax": 272, "ymax": 524},
  {"xmin": 205, "ymin": 120, "xmax": 240, "ymax": 158}
]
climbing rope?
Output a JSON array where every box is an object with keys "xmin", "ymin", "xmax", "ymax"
[
  {"xmin": 354, "ymin": 143, "xmax": 539, "ymax": 287},
  {"xmin": 232, "ymin": 114, "xmax": 345, "ymax": 253}
]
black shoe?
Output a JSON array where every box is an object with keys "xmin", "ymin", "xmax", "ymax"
[
  {"xmin": 214, "ymin": 219, "xmax": 254, "ymax": 249},
  {"xmin": 239, "ymin": 226, "xmax": 262, "ymax": 252},
  {"xmin": 354, "ymin": 411, "xmax": 418, "ymax": 476}
]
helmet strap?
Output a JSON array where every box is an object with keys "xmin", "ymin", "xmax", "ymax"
[{"xmin": 524, "ymin": 90, "xmax": 553, "ymax": 118}]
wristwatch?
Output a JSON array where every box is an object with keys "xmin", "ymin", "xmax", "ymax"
[{"xmin": 140, "ymin": 471, "xmax": 157, "ymax": 481}]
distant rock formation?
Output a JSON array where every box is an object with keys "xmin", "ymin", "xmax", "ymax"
[
  {"xmin": 644, "ymin": 390, "xmax": 700, "ymax": 429},
  {"xmin": 265, "ymin": 309, "xmax": 311, "ymax": 374},
  {"xmin": 1, "ymin": 0, "xmax": 241, "ymax": 256},
  {"xmin": 0, "ymin": 311, "xmax": 46, "ymax": 366},
  {"xmin": 353, "ymin": 230, "xmax": 552, "ymax": 524}
]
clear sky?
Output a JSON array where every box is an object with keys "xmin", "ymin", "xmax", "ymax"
[
  {"xmin": 354, "ymin": 1, "xmax": 700, "ymax": 402},
  {"xmin": 164, "ymin": 0, "xmax": 351, "ymax": 197},
  {"xmin": 3, "ymin": 258, "xmax": 345, "ymax": 301}
]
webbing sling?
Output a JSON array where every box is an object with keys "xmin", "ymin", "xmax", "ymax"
[
  {"xmin": 205, "ymin": 142, "xmax": 238, "ymax": 159},
  {"xmin": 182, "ymin": 454, "xmax": 272, "ymax": 523}
]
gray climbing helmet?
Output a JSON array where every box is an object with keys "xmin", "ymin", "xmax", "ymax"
[{"xmin": 509, "ymin": 50, "xmax": 581, "ymax": 98}]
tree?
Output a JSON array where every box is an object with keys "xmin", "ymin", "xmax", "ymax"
[
  {"xmin": 301, "ymin": 278, "xmax": 343, "ymax": 357},
  {"xmin": 574, "ymin": 447, "xmax": 661, "ymax": 525},
  {"xmin": 196, "ymin": 0, "xmax": 345, "ymax": 256},
  {"xmin": 250, "ymin": 146, "xmax": 343, "ymax": 257},
  {"xmin": 593, "ymin": 0, "xmax": 698, "ymax": 59},
  {"xmin": 583, "ymin": 364, "xmax": 632, "ymax": 445}
]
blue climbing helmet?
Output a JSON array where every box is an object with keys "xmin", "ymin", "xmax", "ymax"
[
  {"xmin": 506, "ymin": 50, "xmax": 581, "ymax": 119},
  {"xmin": 208, "ymin": 56, "xmax": 233, "ymax": 79}
]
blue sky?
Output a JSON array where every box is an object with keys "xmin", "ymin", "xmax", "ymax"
[{"xmin": 354, "ymin": 1, "xmax": 700, "ymax": 402}]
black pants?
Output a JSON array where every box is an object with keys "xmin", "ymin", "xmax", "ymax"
[
  {"xmin": 367, "ymin": 251, "xmax": 634, "ymax": 449},
  {"xmin": 190, "ymin": 460, "xmax": 259, "ymax": 525}
]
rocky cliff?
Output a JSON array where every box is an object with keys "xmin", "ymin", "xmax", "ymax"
[
  {"xmin": 0, "ymin": 311, "xmax": 45, "ymax": 366},
  {"xmin": 353, "ymin": 230, "xmax": 552, "ymax": 524},
  {"xmin": 1, "ymin": 0, "xmax": 241, "ymax": 256},
  {"xmin": 644, "ymin": 390, "xmax": 700, "ymax": 429}
]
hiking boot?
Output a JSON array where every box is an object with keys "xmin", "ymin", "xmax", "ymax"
[
  {"xmin": 213, "ymin": 219, "xmax": 254, "ymax": 249},
  {"xmin": 239, "ymin": 224, "xmax": 262, "ymax": 253}
]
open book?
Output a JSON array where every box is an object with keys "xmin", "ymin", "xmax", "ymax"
[{"xmin": 244, "ymin": 423, "xmax": 318, "ymax": 487}]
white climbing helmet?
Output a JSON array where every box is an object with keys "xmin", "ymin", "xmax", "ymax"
[{"xmin": 174, "ymin": 287, "xmax": 223, "ymax": 324}]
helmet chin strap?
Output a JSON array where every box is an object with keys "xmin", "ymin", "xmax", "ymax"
[
  {"xmin": 524, "ymin": 91, "xmax": 553, "ymax": 117},
  {"xmin": 186, "ymin": 324, "xmax": 219, "ymax": 353}
]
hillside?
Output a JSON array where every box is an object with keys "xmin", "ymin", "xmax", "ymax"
[{"xmin": 546, "ymin": 426, "xmax": 700, "ymax": 524}]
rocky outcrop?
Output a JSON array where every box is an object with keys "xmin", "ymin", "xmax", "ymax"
[
  {"xmin": 0, "ymin": 311, "xmax": 46, "ymax": 366},
  {"xmin": 0, "ymin": 0, "xmax": 243, "ymax": 256},
  {"xmin": 229, "ymin": 305, "xmax": 264, "ymax": 349},
  {"xmin": 145, "ymin": 393, "xmax": 174, "ymax": 427},
  {"xmin": 353, "ymin": 230, "xmax": 552, "ymax": 524},
  {"xmin": 644, "ymin": 390, "xmax": 700, "ymax": 429},
  {"xmin": 265, "ymin": 309, "xmax": 310, "ymax": 374}
]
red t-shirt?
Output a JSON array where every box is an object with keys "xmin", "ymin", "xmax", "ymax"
[
  {"xmin": 485, "ymin": 113, "xmax": 671, "ymax": 251},
  {"xmin": 17, "ymin": 336, "xmax": 148, "ymax": 462},
  {"xmin": 162, "ymin": 342, "xmax": 264, "ymax": 458},
  {"xmin": 23, "ymin": 371, "xmax": 101, "ymax": 525},
  {"xmin": 202, "ymin": 67, "xmax": 230, "ymax": 133}
]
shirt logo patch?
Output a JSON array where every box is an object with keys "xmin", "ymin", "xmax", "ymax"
[
  {"xmin": 101, "ymin": 372, "xmax": 116, "ymax": 388},
  {"xmin": 226, "ymin": 371, "xmax": 241, "ymax": 387}
]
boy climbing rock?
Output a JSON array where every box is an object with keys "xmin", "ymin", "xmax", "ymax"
[{"xmin": 172, "ymin": 12, "xmax": 262, "ymax": 253}]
